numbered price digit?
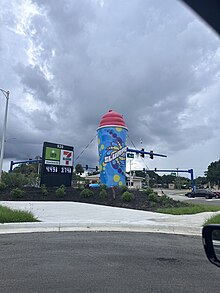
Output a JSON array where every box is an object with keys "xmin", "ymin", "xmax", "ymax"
[
  {"xmin": 46, "ymin": 166, "xmax": 58, "ymax": 173},
  {"xmin": 61, "ymin": 167, "xmax": 71, "ymax": 174}
]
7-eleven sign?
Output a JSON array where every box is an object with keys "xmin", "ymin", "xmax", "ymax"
[{"xmin": 60, "ymin": 150, "xmax": 73, "ymax": 166}]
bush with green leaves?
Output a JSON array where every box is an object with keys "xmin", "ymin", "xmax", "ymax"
[
  {"xmin": 159, "ymin": 194, "xmax": 173, "ymax": 206},
  {"xmin": 10, "ymin": 188, "xmax": 24, "ymax": 198},
  {"xmin": 150, "ymin": 201, "xmax": 158, "ymax": 208},
  {"xmin": 142, "ymin": 188, "xmax": 154, "ymax": 196},
  {"xmin": 26, "ymin": 173, "xmax": 40, "ymax": 187},
  {"xmin": 55, "ymin": 185, "xmax": 66, "ymax": 197},
  {"xmin": 121, "ymin": 191, "xmax": 135, "ymax": 202},
  {"xmin": 100, "ymin": 184, "xmax": 107, "ymax": 190},
  {"xmin": 148, "ymin": 192, "xmax": 160, "ymax": 203},
  {"xmin": 0, "ymin": 182, "xmax": 7, "ymax": 191},
  {"xmin": 80, "ymin": 188, "xmax": 94, "ymax": 198},
  {"xmin": 99, "ymin": 189, "xmax": 107, "ymax": 200},
  {"xmin": 120, "ymin": 185, "xmax": 128, "ymax": 193},
  {"xmin": 2, "ymin": 172, "xmax": 28, "ymax": 188},
  {"xmin": 41, "ymin": 184, "xmax": 48, "ymax": 196}
]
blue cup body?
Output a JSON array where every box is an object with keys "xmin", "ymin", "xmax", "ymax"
[{"xmin": 97, "ymin": 126, "xmax": 127, "ymax": 187}]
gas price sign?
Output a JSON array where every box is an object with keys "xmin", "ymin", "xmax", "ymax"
[
  {"xmin": 61, "ymin": 166, "xmax": 72, "ymax": 173},
  {"xmin": 40, "ymin": 142, "xmax": 74, "ymax": 187},
  {"xmin": 45, "ymin": 166, "xmax": 58, "ymax": 173}
]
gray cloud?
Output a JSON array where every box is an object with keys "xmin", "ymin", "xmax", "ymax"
[
  {"xmin": 15, "ymin": 64, "xmax": 54, "ymax": 104},
  {"xmin": 1, "ymin": 0, "xmax": 220, "ymax": 174}
]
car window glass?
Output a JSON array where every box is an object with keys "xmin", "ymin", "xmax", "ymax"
[{"xmin": 212, "ymin": 230, "xmax": 220, "ymax": 261}]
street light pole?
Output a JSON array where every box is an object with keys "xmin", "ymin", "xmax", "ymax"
[{"xmin": 0, "ymin": 89, "xmax": 9, "ymax": 181}]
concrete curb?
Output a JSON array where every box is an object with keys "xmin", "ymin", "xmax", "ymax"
[{"xmin": 0, "ymin": 222, "xmax": 202, "ymax": 236}]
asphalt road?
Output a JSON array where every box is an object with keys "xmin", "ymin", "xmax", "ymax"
[
  {"xmin": 185, "ymin": 198, "xmax": 220, "ymax": 206},
  {"xmin": 0, "ymin": 232, "xmax": 220, "ymax": 293},
  {"xmin": 161, "ymin": 190, "xmax": 220, "ymax": 206}
]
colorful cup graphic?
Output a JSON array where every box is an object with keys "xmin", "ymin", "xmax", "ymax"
[{"xmin": 97, "ymin": 110, "xmax": 128, "ymax": 187}]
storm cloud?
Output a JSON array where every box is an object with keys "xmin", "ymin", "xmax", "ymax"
[{"xmin": 0, "ymin": 0, "xmax": 220, "ymax": 175}]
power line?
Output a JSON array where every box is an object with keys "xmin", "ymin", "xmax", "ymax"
[
  {"xmin": 127, "ymin": 134, "xmax": 137, "ymax": 150},
  {"xmin": 127, "ymin": 134, "xmax": 149, "ymax": 170},
  {"xmin": 75, "ymin": 134, "xmax": 97, "ymax": 161}
]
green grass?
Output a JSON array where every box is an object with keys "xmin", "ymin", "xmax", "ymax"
[
  {"xmin": 204, "ymin": 214, "xmax": 220, "ymax": 225},
  {"xmin": 0, "ymin": 205, "xmax": 39, "ymax": 223},
  {"xmin": 157, "ymin": 204, "xmax": 220, "ymax": 215}
]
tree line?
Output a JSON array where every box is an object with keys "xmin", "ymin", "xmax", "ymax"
[{"xmin": 8, "ymin": 159, "xmax": 220, "ymax": 188}]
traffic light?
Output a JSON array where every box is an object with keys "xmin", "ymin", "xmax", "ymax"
[
  {"xmin": 140, "ymin": 148, "xmax": 145, "ymax": 158},
  {"xmin": 150, "ymin": 150, "xmax": 154, "ymax": 159},
  {"xmin": 85, "ymin": 164, "xmax": 88, "ymax": 170},
  {"xmin": 96, "ymin": 166, "xmax": 99, "ymax": 171}
]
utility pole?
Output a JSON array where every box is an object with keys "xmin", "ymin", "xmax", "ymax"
[
  {"xmin": 176, "ymin": 167, "xmax": 179, "ymax": 189},
  {"xmin": 0, "ymin": 89, "xmax": 9, "ymax": 181},
  {"xmin": 145, "ymin": 173, "xmax": 150, "ymax": 187}
]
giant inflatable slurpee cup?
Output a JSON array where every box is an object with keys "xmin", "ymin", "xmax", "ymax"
[{"xmin": 97, "ymin": 110, "xmax": 128, "ymax": 187}]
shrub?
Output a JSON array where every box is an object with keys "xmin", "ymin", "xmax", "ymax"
[
  {"xmin": 159, "ymin": 195, "xmax": 173, "ymax": 206},
  {"xmin": 80, "ymin": 188, "xmax": 94, "ymax": 198},
  {"xmin": 41, "ymin": 184, "xmax": 48, "ymax": 196},
  {"xmin": 0, "ymin": 182, "xmax": 6, "ymax": 191},
  {"xmin": 99, "ymin": 189, "xmax": 107, "ymax": 200},
  {"xmin": 56, "ymin": 185, "xmax": 66, "ymax": 197},
  {"xmin": 100, "ymin": 184, "xmax": 107, "ymax": 190},
  {"xmin": 2, "ymin": 172, "xmax": 28, "ymax": 188},
  {"xmin": 150, "ymin": 202, "xmax": 157, "ymax": 208},
  {"xmin": 10, "ymin": 188, "xmax": 24, "ymax": 199},
  {"xmin": 120, "ymin": 185, "xmax": 128, "ymax": 193},
  {"xmin": 148, "ymin": 192, "xmax": 160, "ymax": 203},
  {"xmin": 142, "ymin": 188, "xmax": 154, "ymax": 196},
  {"xmin": 121, "ymin": 191, "xmax": 135, "ymax": 202},
  {"xmin": 27, "ymin": 173, "xmax": 40, "ymax": 187}
]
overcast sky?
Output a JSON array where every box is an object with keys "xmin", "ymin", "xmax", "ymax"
[{"xmin": 0, "ymin": 0, "xmax": 220, "ymax": 177}]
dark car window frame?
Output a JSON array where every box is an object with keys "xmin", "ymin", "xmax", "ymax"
[
  {"xmin": 202, "ymin": 225, "xmax": 220, "ymax": 268},
  {"xmin": 181, "ymin": 0, "xmax": 220, "ymax": 36}
]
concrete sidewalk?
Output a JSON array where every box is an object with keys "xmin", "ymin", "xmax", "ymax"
[{"xmin": 0, "ymin": 201, "xmax": 219, "ymax": 236}]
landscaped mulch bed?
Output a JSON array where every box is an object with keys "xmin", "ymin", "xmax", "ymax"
[{"xmin": 0, "ymin": 187, "xmax": 186, "ymax": 212}]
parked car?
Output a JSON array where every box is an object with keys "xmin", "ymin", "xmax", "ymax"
[
  {"xmin": 185, "ymin": 189, "xmax": 215, "ymax": 199},
  {"xmin": 213, "ymin": 191, "xmax": 220, "ymax": 199},
  {"xmin": 89, "ymin": 183, "xmax": 100, "ymax": 189}
]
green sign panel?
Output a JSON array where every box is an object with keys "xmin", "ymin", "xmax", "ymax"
[
  {"xmin": 171, "ymin": 172, "xmax": 176, "ymax": 176},
  {"xmin": 45, "ymin": 147, "xmax": 60, "ymax": 161}
]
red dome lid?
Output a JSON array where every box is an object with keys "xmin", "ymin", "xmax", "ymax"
[{"xmin": 98, "ymin": 110, "xmax": 127, "ymax": 129}]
